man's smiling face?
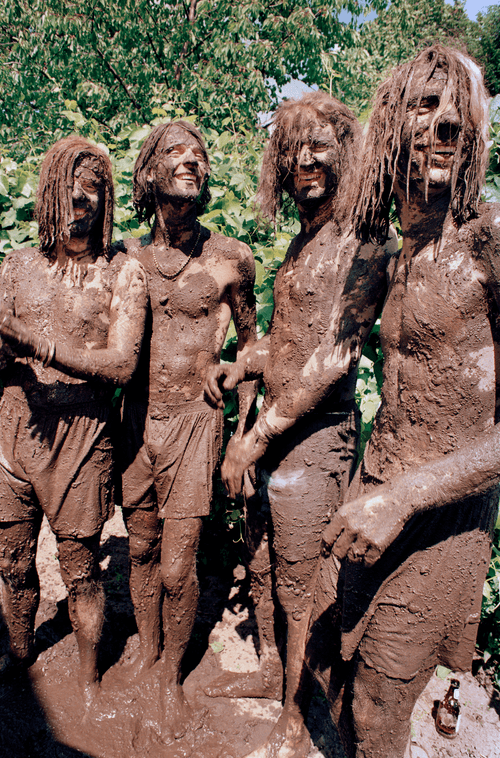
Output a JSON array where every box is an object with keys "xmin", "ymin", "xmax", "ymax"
[
  {"xmin": 401, "ymin": 66, "xmax": 464, "ymax": 190},
  {"xmin": 285, "ymin": 121, "xmax": 339, "ymax": 204},
  {"xmin": 152, "ymin": 125, "xmax": 209, "ymax": 204}
]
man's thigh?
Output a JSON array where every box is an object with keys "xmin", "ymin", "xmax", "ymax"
[{"xmin": 264, "ymin": 410, "xmax": 359, "ymax": 564}]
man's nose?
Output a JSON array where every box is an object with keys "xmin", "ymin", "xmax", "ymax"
[
  {"xmin": 182, "ymin": 147, "xmax": 199, "ymax": 166},
  {"xmin": 298, "ymin": 144, "xmax": 314, "ymax": 168},
  {"xmin": 72, "ymin": 181, "xmax": 85, "ymax": 201},
  {"xmin": 436, "ymin": 103, "xmax": 460, "ymax": 143}
]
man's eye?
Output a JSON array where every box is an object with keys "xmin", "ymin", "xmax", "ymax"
[{"xmin": 418, "ymin": 97, "xmax": 439, "ymax": 114}]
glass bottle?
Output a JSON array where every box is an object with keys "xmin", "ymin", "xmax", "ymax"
[{"xmin": 435, "ymin": 678, "xmax": 460, "ymax": 739}]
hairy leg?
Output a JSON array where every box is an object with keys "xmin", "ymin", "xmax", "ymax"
[
  {"xmin": 205, "ymin": 494, "xmax": 283, "ymax": 700},
  {"xmin": 337, "ymin": 657, "xmax": 435, "ymax": 758},
  {"xmin": 243, "ymin": 556, "xmax": 317, "ymax": 758},
  {"xmin": 122, "ymin": 504, "xmax": 162, "ymax": 676},
  {"xmin": 159, "ymin": 516, "xmax": 202, "ymax": 742},
  {"xmin": 0, "ymin": 516, "xmax": 41, "ymax": 663},
  {"xmin": 57, "ymin": 534, "xmax": 104, "ymax": 708}
]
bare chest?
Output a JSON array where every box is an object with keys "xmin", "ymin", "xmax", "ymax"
[
  {"xmin": 381, "ymin": 244, "xmax": 490, "ymax": 357},
  {"xmin": 14, "ymin": 259, "xmax": 113, "ymax": 345}
]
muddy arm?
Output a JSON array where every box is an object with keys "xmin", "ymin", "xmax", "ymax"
[
  {"xmin": 323, "ymin": 422, "xmax": 500, "ymax": 566},
  {"xmin": 0, "ymin": 254, "xmax": 19, "ymax": 371},
  {"xmin": 229, "ymin": 245, "xmax": 260, "ymax": 437},
  {"xmin": 0, "ymin": 259, "xmax": 148, "ymax": 386},
  {"xmin": 221, "ymin": 232, "xmax": 399, "ymax": 497}
]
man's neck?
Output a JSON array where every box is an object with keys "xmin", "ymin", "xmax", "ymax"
[
  {"xmin": 395, "ymin": 182, "xmax": 456, "ymax": 257},
  {"xmin": 154, "ymin": 199, "xmax": 198, "ymax": 248},
  {"xmin": 297, "ymin": 195, "xmax": 334, "ymax": 236},
  {"xmin": 58, "ymin": 235, "xmax": 94, "ymax": 262}
]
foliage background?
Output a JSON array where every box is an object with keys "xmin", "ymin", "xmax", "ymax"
[{"xmin": 1, "ymin": 0, "xmax": 500, "ymax": 688}]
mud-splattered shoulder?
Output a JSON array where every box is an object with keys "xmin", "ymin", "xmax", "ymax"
[
  {"xmin": 122, "ymin": 233, "xmax": 152, "ymax": 263},
  {"xmin": 101, "ymin": 248, "xmax": 147, "ymax": 294},
  {"xmin": 470, "ymin": 203, "xmax": 500, "ymax": 260},
  {"xmin": 0, "ymin": 246, "xmax": 41, "ymax": 282},
  {"xmin": 206, "ymin": 230, "xmax": 255, "ymax": 279}
]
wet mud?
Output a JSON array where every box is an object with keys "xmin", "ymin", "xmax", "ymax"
[{"xmin": 1, "ymin": 511, "xmax": 499, "ymax": 758}]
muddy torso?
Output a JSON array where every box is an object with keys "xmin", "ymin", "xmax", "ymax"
[
  {"xmin": 264, "ymin": 220, "xmax": 394, "ymax": 414},
  {"xmin": 0, "ymin": 246, "xmax": 130, "ymax": 406},
  {"xmin": 364, "ymin": 206, "xmax": 500, "ymax": 480},
  {"xmin": 126, "ymin": 229, "xmax": 253, "ymax": 405}
]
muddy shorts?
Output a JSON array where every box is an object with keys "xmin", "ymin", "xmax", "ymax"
[
  {"xmin": 340, "ymin": 482, "xmax": 498, "ymax": 680},
  {"xmin": 121, "ymin": 399, "xmax": 223, "ymax": 519},
  {"xmin": 261, "ymin": 405, "xmax": 359, "ymax": 565},
  {"xmin": 0, "ymin": 390, "xmax": 114, "ymax": 539}
]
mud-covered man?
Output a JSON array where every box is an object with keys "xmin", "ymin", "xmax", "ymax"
[
  {"xmin": 205, "ymin": 92, "xmax": 397, "ymax": 758},
  {"xmin": 0, "ymin": 137, "xmax": 148, "ymax": 706},
  {"xmin": 121, "ymin": 121, "xmax": 257, "ymax": 742},
  {"xmin": 318, "ymin": 46, "xmax": 499, "ymax": 758}
]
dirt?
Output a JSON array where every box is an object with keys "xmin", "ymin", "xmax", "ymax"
[{"xmin": 0, "ymin": 508, "xmax": 499, "ymax": 758}]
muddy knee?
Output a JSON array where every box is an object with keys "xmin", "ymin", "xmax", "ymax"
[
  {"xmin": 129, "ymin": 530, "xmax": 161, "ymax": 566},
  {"xmin": 160, "ymin": 552, "xmax": 197, "ymax": 597}
]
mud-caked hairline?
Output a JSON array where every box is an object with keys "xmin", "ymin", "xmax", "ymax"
[{"xmin": 133, "ymin": 120, "xmax": 211, "ymax": 224}]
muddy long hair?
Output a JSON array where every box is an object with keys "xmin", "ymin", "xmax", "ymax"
[
  {"xmin": 256, "ymin": 91, "xmax": 362, "ymax": 226},
  {"xmin": 36, "ymin": 136, "xmax": 114, "ymax": 259},
  {"xmin": 133, "ymin": 120, "xmax": 211, "ymax": 224},
  {"xmin": 356, "ymin": 44, "xmax": 490, "ymax": 244}
]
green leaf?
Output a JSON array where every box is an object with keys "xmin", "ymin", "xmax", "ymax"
[{"xmin": 210, "ymin": 640, "xmax": 224, "ymax": 654}]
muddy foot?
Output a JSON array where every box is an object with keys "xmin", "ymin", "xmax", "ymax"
[
  {"xmin": 160, "ymin": 683, "xmax": 193, "ymax": 743},
  {"xmin": 204, "ymin": 664, "xmax": 283, "ymax": 700},
  {"xmin": 81, "ymin": 679, "xmax": 100, "ymax": 713},
  {"xmin": 119, "ymin": 646, "xmax": 159, "ymax": 680},
  {"xmin": 243, "ymin": 714, "xmax": 311, "ymax": 758}
]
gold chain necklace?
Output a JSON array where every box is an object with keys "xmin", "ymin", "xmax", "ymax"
[{"xmin": 152, "ymin": 224, "xmax": 201, "ymax": 280}]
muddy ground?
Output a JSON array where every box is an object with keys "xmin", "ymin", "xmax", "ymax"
[{"xmin": 0, "ymin": 508, "xmax": 499, "ymax": 758}]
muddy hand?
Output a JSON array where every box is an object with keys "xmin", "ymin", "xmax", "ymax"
[
  {"xmin": 222, "ymin": 429, "xmax": 267, "ymax": 499},
  {"xmin": 322, "ymin": 491, "xmax": 407, "ymax": 567},
  {"xmin": 0, "ymin": 307, "xmax": 55, "ymax": 365},
  {"xmin": 204, "ymin": 362, "xmax": 246, "ymax": 408}
]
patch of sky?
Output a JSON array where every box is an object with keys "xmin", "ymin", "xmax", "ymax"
[{"xmin": 445, "ymin": 0, "xmax": 497, "ymax": 20}]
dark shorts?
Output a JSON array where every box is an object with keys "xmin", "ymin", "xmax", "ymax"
[
  {"xmin": 121, "ymin": 398, "xmax": 223, "ymax": 519},
  {"xmin": 0, "ymin": 390, "xmax": 114, "ymax": 539},
  {"xmin": 261, "ymin": 405, "xmax": 359, "ymax": 564}
]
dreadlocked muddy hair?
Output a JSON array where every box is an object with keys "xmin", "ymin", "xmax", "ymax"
[
  {"xmin": 356, "ymin": 44, "xmax": 490, "ymax": 244},
  {"xmin": 36, "ymin": 136, "xmax": 114, "ymax": 259},
  {"xmin": 256, "ymin": 91, "xmax": 362, "ymax": 225},
  {"xmin": 133, "ymin": 120, "xmax": 211, "ymax": 224}
]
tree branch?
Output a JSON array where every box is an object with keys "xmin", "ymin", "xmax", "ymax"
[
  {"xmin": 94, "ymin": 44, "xmax": 147, "ymax": 118},
  {"xmin": 174, "ymin": 0, "xmax": 199, "ymax": 84}
]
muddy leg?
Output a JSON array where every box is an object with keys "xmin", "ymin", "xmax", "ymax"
[
  {"xmin": 337, "ymin": 657, "xmax": 434, "ymax": 758},
  {"xmin": 205, "ymin": 494, "xmax": 283, "ymax": 700},
  {"xmin": 122, "ymin": 505, "xmax": 162, "ymax": 676},
  {"xmin": 0, "ymin": 516, "xmax": 42, "ymax": 664},
  {"xmin": 159, "ymin": 516, "xmax": 202, "ymax": 743},
  {"xmin": 57, "ymin": 534, "xmax": 104, "ymax": 709},
  {"xmin": 244, "ymin": 556, "xmax": 316, "ymax": 758}
]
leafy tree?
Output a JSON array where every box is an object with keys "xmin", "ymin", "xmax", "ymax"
[
  {"xmin": 468, "ymin": 4, "xmax": 500, "ymax": 96},
  {"xmin": 320, "ymin": 0, "xmax": 475, "ymax": 116},
  {"xmin": 0, "ymin": 0, "xmax": 387, "ymax": 160}
]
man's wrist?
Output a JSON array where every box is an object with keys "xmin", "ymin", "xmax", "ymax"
[{"xmin": 252, "ymin": 414, "xmax": 278, "ymax": 446}]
